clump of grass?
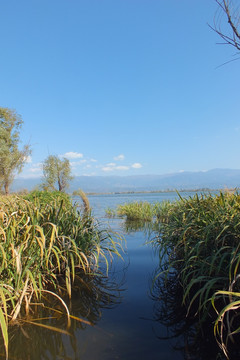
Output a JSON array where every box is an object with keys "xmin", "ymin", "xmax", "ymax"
[
  {"xmin": 23, "ymin": 189, "xmax": 72, "ymax": 208},
  {"xmin": 0, "ymin": 191, "xmax": 122, "ymax": 358},
  {"xmin": 153, "ymin": 191, "xmax": 240, "ymax": 358},
  {"xmin": 105, "ymin": 207, "xmax": 117, "ymax": 218},
  {"xmin": 116, "ymin": 201, "xmax": 156, "ymax": 221}
]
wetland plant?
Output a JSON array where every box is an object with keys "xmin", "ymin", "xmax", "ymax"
[
  {"xmin": 111, "ymin": 191, "xmax": 240, "ymax": 358},
  {"xmin": 0, "ymin": 191, "xmax": 122, "ymax": 358},
  {"xmin": 106, "ymin": 201, "xmax": 158, "ymax": 222},
  {"xmin": 153, "ymin": 191, "xmax": 240, "ymax": 359}
]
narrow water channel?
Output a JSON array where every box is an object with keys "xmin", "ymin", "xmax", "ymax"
[{"xmin": 0, "ymin": 192, "xmax": 223, "ymax": 359}]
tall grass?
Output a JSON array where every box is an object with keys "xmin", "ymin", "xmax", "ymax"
[
  {"xmin": 153, "ymin": 191, "xmax": 240, "ymax": 358},
  {"xmin": 106, "ymin": 201, "xmax": 159, "ymax": 221},
  {"xmin": 0, "ymin": 191, "xmax": 122, "ymax": 358}
]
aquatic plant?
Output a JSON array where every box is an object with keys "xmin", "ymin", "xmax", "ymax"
[
  {"xmin": 105, "ymin": 207, "xmax": 117, "ymax": 218},
  {"xmin": 0, "ymin": 192, "xmax": 122, "ymax": 358},
  {"xmin": 117, "ymin": 201, "xmax": 154, "ymax": 221},
  {"xmin": 72, "ymin": 189, "xmax": 91, "ymax": 214},
  {"xmin": 115, "ymin": 201, "xmax": 156, "ymax": 221},
  {"xmin": 153, "ymin": 191, "xmax": 240, "ymax": 359},
  {"xmin": 0, "ymin": 270, "xmax": 124, "ymax": 360},
  {"xmin": 150, "ymin": 268, "xmax": 224, "ymax": 359}
]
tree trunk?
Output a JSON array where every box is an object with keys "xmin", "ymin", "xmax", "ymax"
[
  {"xmin": 4, "ymin": 181, "xmax": 9, "ymax": 195},
  {"xmin": 58, "ymin": 176, "xmax": 63, "ymax": 192}
]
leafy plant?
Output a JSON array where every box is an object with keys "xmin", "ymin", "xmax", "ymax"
[
  {"xmin": 0, "ymin": 191, "xmax": 122, "ymax": 358},
  {"xmin": 153, "ymin": 191, "xmax": 240, "ymax": 358}
]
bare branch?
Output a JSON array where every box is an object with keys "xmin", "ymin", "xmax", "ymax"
[{"xmin": 212, "ymin": 0, "xmax": 240, "ymax": 51}]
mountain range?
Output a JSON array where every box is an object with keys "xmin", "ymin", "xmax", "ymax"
[{"xmin": 12, "ymin": 169, "xmax": 240, "ymax": 193}]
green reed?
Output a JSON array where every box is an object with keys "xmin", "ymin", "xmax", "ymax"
[
  {"xmin": 153, "ymin": 191, "xmax": 240, "ymax": 358},
  {"xmin": 107, "ymin": 201, "xmax": 157, "ymax": 221},
  {"xmin": 0, "ymin": 191, "xmax": 122, "ymax": 359}
]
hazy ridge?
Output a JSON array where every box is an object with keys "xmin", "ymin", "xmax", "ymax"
[{"xmin": 12, "ymin": 169, "xmax": 240, "ymax": 193}]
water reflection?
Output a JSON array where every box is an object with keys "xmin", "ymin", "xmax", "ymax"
[
  {"xmin": 1, "ymin": 271, "xmax": 125, "ymax": 360},
  {"xmin": 121, "ymin": 218, "xmax": 154, "ymax": 234},
  {"xmin": 150, "ymin": 269, "xmax": 225, "ymax": 360}
]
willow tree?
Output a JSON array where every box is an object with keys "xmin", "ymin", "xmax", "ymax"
[
  {"xmin": 42, "ymin": 155, "xmax": 73, "ymax": 192},
  {"xmin": 0, "ymin": 107, "xmax": 31, "ymax": 195}
]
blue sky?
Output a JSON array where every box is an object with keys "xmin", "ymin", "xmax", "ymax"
[{"xmin": 1, "ymin": 0, "xmax": 240, "ymax": 178}]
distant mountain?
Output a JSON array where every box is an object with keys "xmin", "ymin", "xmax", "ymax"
[{"xmin": 12, "ymin": 169, "xmax": 240, "ymax": 193}]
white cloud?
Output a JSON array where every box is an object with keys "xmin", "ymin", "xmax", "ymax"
[
  {"xmin": 24, "ymin": 155, "xmax": 32, "ymax": 163},
  {"xmin": 61, "ymin": 152, "xmax": 83, "ymax": 159},
  {"xmin": 101, "ymin": 161, "xmax": 142, "ymax": 172},
  {"xmin": 106, "ymin": 162, "xmax": 116, "ymax": 167},
  {"xmin": 102, "ymin": 164, "xmax": 130, "ymax": 172},
  {"xmin": 18, "ymin": 162, "xmax": 43, "ymax": 178},
  {"xmin": 114, "ymin": 154, "xmax": 125, "ymax": 161},
  {"xmin": 131, "ymin": 163, "xmax": 142, "ymax": 169},
  {"xmin": 70, "ymin": 160, "xmax": 87, "ymax": 170},
  {"xmin": 29, "ymin": 163, "xmax": 42, "ymax": 173},
  {"xmin": 90, "ymin": 158, "xmax": 97, "ymax": 162},
  {"xmin": 83, "ymin": 172, "xmax": 96, "ymax": 176},
  {"xmin": 115, "ymin": 165, "xmax": 129, "ymax": 170},
  {"xmin": 74, "ymin": 159, "xmax": 87, "ymax": 164},
  {"xmin": 102, "ymin": 166, "xmax": 113, "ymax": 172}
]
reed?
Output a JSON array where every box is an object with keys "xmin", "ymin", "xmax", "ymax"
[
  {"xmin": 72, "ymin": 189, "xmax": 91, "ymax": 214},
  {"xmin": 0, "ymin": 191, "xmax": 122, "ymax": 358},
  {"xmin": 153, "ymin": 191, "xmax": 240, "ymax": 358},
  {"xmin": 113, "ymin": 201, "xmax": 156, "ymax": 221}
]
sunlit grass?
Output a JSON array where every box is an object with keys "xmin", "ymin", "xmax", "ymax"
[
  {"xmin": 106, "ymin": 201, "xmax": 159, "ymax": 221},
  {"xmin": 0, "ymin": 191, "xmax": 122, "ymax": 358},
  {"xmin": 153, "ymin": 191, "xmax": 240, "ymax": 358}
]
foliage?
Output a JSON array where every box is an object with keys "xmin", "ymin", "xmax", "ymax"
[
  {"xmin": 72, "ymin": 189, "xmax": 91, "ymax": 214},
  {"xmin": 153, "ymin": 191, "xmax": 240, "ymax": 359},
  {"xmin": 109, "ymin": 192, "xmax": 240, "ymax": 357},
  {"xmin": 106, "ymin": 201, "xmax": 159, "ymax": 221},
  {"xmin": 117, "ymin": 201, "xmax": 155, "ymax": 221},
  {"xmin": 0, "ymin": 271, "xmax": 123, "ymax": 360},
  {"xmin": 23, "ymin": 190, "xmax": 72, "ymax": 208},
  {"xmin": 105, "ymin": 207, "xmax": 117, "ymax": 218},
  {"xmin": 0, "ymin": 192, "xmax": 122, "ymax": 358},
  {"xmin": 42, "ymin": 155, "xmax": 73, "ymax": 192},
  {"xmin": 0, "ymin": 107, "xmax": 31, "ymax": 195}
]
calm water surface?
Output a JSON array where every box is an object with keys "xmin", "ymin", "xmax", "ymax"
[{"xmin": 3, "ymin": 192, "xmax": 220, "ymax": 360}]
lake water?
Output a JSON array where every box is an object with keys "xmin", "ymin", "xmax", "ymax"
[{"xmin": 2, "ymin": 191, "xmax": 222, "ymax": 360}]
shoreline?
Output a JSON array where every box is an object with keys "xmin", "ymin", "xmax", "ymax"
[{"xmin": 83, "ymin": 188, "xmax": 223, "ymax": 196}]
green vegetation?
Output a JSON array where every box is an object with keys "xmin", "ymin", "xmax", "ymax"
[
  {"xmin": 72, "ymin": 189, "xmax": 91, "ymax": 214},
  {"xmin": 0, "ymin": 191, "xmax": 122, "ymax": 358},
  {"xmin": 154, "ymin": 192, "xmax": 240, "ymax": 358},
  {"xmin": 42, "ymin": 155, "xmax": 73, "ymax": 192},
  {"xmin": 114, "ymin": 192, "xmax": 240, "ymax": 358},
  {"xmin": 0, "ymin": 107, "xmax": 31, "ymax": 195},
  {"xmin": 106, "ymin": 201, "xmax": 159, "ymax": 221},
  {"xmin": 117, "ymin": 201, "xmax": 155, "ymax": 221}
]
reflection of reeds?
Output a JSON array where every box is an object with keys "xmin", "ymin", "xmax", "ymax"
[
  {"xmin": 153, "ymin": 191, "xmax": 240, "ymax": 359},
  {"xmin": 0, "ymin": 270, "xmax": 124, "ymax": 360},
  {"xmin": 0, "ymin": 191, "xmax": 122, "ymax": 358},
  {"xmin": 150, "ymin": 268, "xmax": 223, "ymax": 359}
]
